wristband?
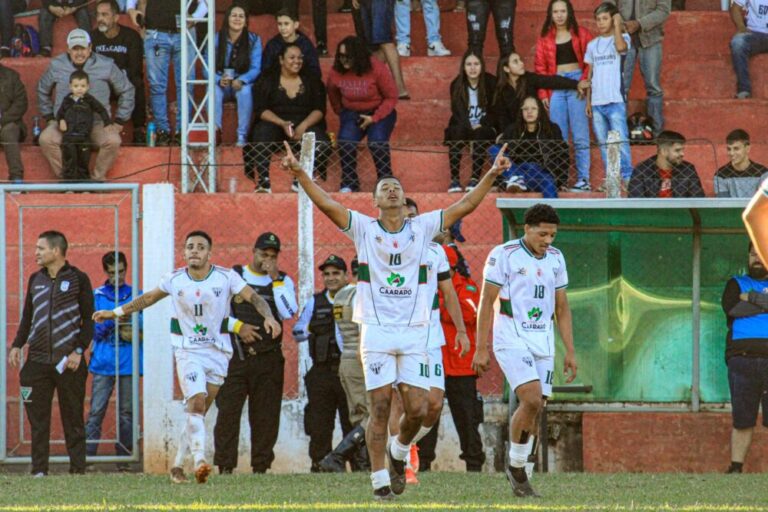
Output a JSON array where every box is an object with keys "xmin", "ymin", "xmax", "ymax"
[
  {"xmin": 227, "ymin": 317, "xmax": 245, "ymax": 335},
  {"xmin": 113, "ymin": 306, "xmax": 125, "ymax": 317}
]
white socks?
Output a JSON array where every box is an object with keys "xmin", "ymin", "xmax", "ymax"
[
  {"xmin": 371, "ymin": 468, "xmax": 391, "ymax": 490},
  {"xmin": 173, "ymin": 424, "xmax": 189, "ymax": 468},
  {"xmin": 508, "ymin": 441, "xmax": 530, "ymax": 468},
  {"xmin": 411, "ymin": 425, "xmax": 433, "ymax": 444},
  {"xmin": 186, "ymin": 412, "xmax": 206, "ymax": 466},
  {"xmin": 390, "ymin": 437, "xmax": 410, "ymax": 461}
]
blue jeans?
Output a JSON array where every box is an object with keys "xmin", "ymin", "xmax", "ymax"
[
  {"xmin": 503, "ymin": 162, "xmax": 557, "ymax": 198},
  {"xmin": 550, "ymin": 69, "xmax": 590, "ymax": 182},
  {"xmin": 731, "ymin": 31, "xmax": 768, "ymax": 95},
  {"xmin": 338, "ymin": 109, "xmax": 397, "ymax": 190},
  {"xmin": 622, "ymin": 42, "xmax": 664, "ymax": 134},
  {"xmin": 144, "ymin": 29, "xmax": 195, "ymax": 133},
  {"xmin": 215, "ymin": 83, "xmax": 253, "ymax": 140},
  {"xmin": 591, "ymin": 102, "xmax": 633, "ymax": 181},
  {"xmin": 395, "ymin": 0, "xmax": 442, "ymax": 45},
  {"xmin": 85, "ymin": 374, "xmax": 133, "ymax": 457},
  {"xmin": 38, "ymin": 6, "xmax": 91, "ymax": 50}
]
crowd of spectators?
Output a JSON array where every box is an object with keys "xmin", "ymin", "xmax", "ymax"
[{"xmin": 0, "ymin": 0, "xmax": 765, "ymax": 198}]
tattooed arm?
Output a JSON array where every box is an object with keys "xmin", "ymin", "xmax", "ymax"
[
  {"xmin": 237, "ymin": 286, "xmax": 283, "ymax": 338},
  {"xmin": 92, "ymin": 288, "xmax": 168, "ymax": 322}
]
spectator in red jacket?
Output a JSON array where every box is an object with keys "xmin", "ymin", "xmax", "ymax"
[
  {"xmin": 439, "ymin": 244, "xmax": 485, "ymax": 472},
  {"xmin": 535, "ymin": 0, "xmax": 593, "ymax": 192},
  {"xmin": 327, "ymin": 35, "xmax": 398, "ymax": 193}
]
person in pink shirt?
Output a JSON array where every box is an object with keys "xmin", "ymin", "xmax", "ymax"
[{"xmin": 327, "ymin": 36, "xmax": 398, "ymax": 193}]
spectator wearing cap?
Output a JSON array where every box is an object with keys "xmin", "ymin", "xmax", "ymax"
[
  {"xmin": 37, "ymin": 29, "xmax": 135, "ymax": 182},
  {"xmin": 38, "ymin": 0, "xmax": 92, "ymax": 57},
  {"xmin": 213, "ymin": 232, "xmax": 298, "ymax": 474},
  {"xmin": 439, "ymin": 244, "xmax": 485, "ymax": 472},
  {"xmin": 318, "ymin": 257, "xmax": 370, "ymax": 473},
  {"xmin": 293, "ymin": 255, "xmax": 353, "ymax": 471},
  {"xmin": 714, "ymin": 129, "xmax": 768, "ymax": 198}
]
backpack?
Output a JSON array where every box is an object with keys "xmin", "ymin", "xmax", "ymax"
[
  {"xmin": 10, "ymin": 24, "xmax": 40, "ymax": 58},
  {"xmin": 628, "ymin": 111, "xmax": 655, "ymax": 145}
]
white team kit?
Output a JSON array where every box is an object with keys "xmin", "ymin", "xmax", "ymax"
[
  {"xmin": 483, "ymin": 239, "xmax": 569, "ymax": 397},
  {"xmin": 158, "ymin": 265, "xmax": 248, "ymax": 400},
  {"xmin": 343, "ymin": 209, "xmax": 444, "ymax": 390},
  {"xmin": 425, "ymin": 242, "xmax": 450, "ymax": 391}
]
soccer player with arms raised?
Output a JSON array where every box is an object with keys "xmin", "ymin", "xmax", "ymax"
[
  {"xmin": 93, "ymin": 231, "xmax": 280, "ymax": 484},
  {"xmin": 474, "ymin": 204, "xmax": 577, "ymax": 498},
  {"xmin": 281, "ymin": 141, "xmax": 510, "ymax": 500}
]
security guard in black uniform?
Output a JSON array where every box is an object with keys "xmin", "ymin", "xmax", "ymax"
[
  {"xmin": 213, "ymin": 232, "xmax": 298, "ymax": 474},
  {"xmin": 294, "ymin": 255, "xmax": 353, "ymax": 472}
]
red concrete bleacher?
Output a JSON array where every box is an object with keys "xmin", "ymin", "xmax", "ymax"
[{"xmin": 1, "ymin": 1, "xmax": 765, "ymax": 192}]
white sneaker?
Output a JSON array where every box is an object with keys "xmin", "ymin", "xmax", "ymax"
[
  {"xmin": 569, "ymin": 179, "xmax": 591, "ymax": 192},
  {"xmin": 339, "ymin": 186, "xmax": 353, "ymax": 193},
  {"xmin": 397, "ymin": 43, "xmax": 411, "ymax": 57},
  {"xmin": 236, "ymin": 136, "xmax": 246, "ymax": 147},
  {"xmin": 427, "ymin": 41, "xmax": 451, "ymax": 57},
  {"xmin": 33, "ymin": 472, "xmax": 46, "ymax": 478},
  {"xmin": 505, "ymin": 175, "xmax": 528, "ymax": 193}
]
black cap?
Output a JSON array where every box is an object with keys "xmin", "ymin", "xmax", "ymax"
[
  {"xmin": 254, "ymin": 232, "xmax": 281, "ymax": 251},
  {"xmin": 319, "ymin": 254, "xmax": 347, "ymax": 272}
]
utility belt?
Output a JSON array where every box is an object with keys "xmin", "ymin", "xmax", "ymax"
[
  {"xmin": 234, "ymin": 337, "xmax": 282, "ymax": 359},
  {"xmin": 311, "ymin": 359, "xmax": 340, "ymax": 374}
]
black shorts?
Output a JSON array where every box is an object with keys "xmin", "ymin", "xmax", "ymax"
[{"xmin": 727, "ymin": 355, "xmax": 768, "ymax": 429}]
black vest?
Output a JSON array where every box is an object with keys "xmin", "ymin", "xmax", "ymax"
[
  {"xmin": 231, "ymin": 265, "xmax": 283, "ymax": 357},
  {"xmin": 308, "ymin": 292, "xmax": 340, "ymax": 364},
  {"xmin": 145, "ymin": 0, "xmax": 198, "ymax": 32}
]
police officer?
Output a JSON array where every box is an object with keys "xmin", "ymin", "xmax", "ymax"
[
  {"xmin": 213, "ymin": 232, "xmax": 298, "ymax": 474},
  {"xmin": 294, "ymin": 254, "xmax": 353, "ymax": 472},
  {"xmin": 9, "ymin": 231, "xmax": 94, "ymax": 476},
  {"xmin": 721, "ymin": 241, "xmax": 768, "ymax": 473},
  {"xmin": 319, "ymin": 257, "xmax": 369, "ymax": 472}
]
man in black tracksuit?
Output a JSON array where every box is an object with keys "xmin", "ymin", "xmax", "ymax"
[
  {"xmin": 293, "ymin": 255, "xmax": 353, "ymax": 472},
  {"xmin": 213, "ymin": 232, "xmax": 298, "ymax": 474},
  {"xmin": 9, "ymin": 231, "xmax": 94, "ymax": 476}
]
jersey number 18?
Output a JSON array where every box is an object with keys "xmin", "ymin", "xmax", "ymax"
[{"xmin": 533, "ymin": 285, "xmax": 545, "ymax": 299}]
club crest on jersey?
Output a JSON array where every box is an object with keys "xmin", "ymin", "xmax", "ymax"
[
  {"xmin": 393, "ymin": 240, "xmax": 398, "ymax": 249},
  {"xmin": 193, "ymin": 324, "xmax": 208, "ymax": 336},
  {"xmin": 379, "ymin": 272, "xmax": 412, "ymax": 297},
  {"xmin": 369, "ymin": 362, "xmax": 383, "ymax": 375},
  {"xmin": 537, "ymin": 268, "xmax": 543, "ymax": 277},
  {"xmin": 60, "ymin": 281, "xmax": 70, "ymax": 292},
  {"xmin": 213, "ymin": 287, "xmax": 223, "ymax": 297},
  {"xmin": 195, "ymin": 289, "xmax": 201, "ymax": 297}
]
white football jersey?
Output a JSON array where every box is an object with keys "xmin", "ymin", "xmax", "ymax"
[
  {"xmin": 426, "ymin": 242, "xmax": 450, "ymax": 349},
  {"xmin": 158, "ymin": 265, "xmax": 248, "ymax": 355},
  {"xmin": 483, "ymin": 239, "xmax": 568, "ymax": 357},
  {"xmin": 343, "ymin": 209, "xmax": 444, "ymax": 327}
]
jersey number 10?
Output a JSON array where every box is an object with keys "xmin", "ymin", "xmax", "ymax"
[{"xmin": 389, "ymin": 253, "xmax": 402, "ymax": 266}]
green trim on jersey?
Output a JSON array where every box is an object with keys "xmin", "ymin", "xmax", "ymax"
[
  {"xmin": 432, "ymin": 293, "xmax": 439, "ymax": 310},
  {"xmin": 499, "ymin": 299, "xmax": 514, "ymax": 317},
  {"xmin": 341, "ymin": 210, "xmax": 352, "ymax": 232},
  {"xmin": 377, "ymin": 218, "xmax": 407, "ymax": 234},
  {"xmin": 485, "ymin": 278, "xmax": 503, "ymax": 288},
  {"xmin": 418, "ymin": 265, "xmax": 428, "ymax": 284},
  {"xmin": 556, "ymin": 283, "xmax": 568, "ymax": 290},
  {"xmin": 519, "ymin": 238, "xmax": 546, "ymax": 260},
  {"xmin": 185, "ymin": 265, "xmax": 215, "ymax": 282},
  {"xmin": 358, "ymin": 263, "xmax": 371, "ymax": 283}
]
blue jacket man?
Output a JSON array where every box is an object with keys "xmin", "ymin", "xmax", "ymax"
[{"xmin": 85, "ymin": 251, "xmax": 142, "ymax": 471}]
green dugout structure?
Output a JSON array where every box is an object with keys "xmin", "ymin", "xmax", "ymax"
[{"xmin": 496, "ymin": 198, "xmax": 752, "ymax": 412}]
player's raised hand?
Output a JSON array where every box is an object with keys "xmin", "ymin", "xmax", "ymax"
[
  {"xmin": 471, "ymin": 346, "xmax": 490, "ymax": 376},
  {"xmin": 238, "ymin": 323, "xmax": 262, "ymax": 343},
  {"xmin": 263, "ymin": 316, "xmax": 283, "ymax": 338},
  {"xmin": 280, "ymin": 141, "xmax": 303, "ymax": 177},
  {"xmin": 455, "ymin": 331, "xmax": 470, "ymax": 358},
  {"xmin": 564, "ymin": 351, "xmax": 578, "ymax": 383},
  {"xmin": 489, "ymin": 143, "xmax": 511, "ymax": 176},
  {"xmin": 93, "ymin": 310, "xmax": 116, "ymax": 323}
]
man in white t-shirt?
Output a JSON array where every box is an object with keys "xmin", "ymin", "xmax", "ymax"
[
  {"xmin": 474, "ymin": 204, "xmax": 577, "ymax": 498},
  {"xmin": 585, "ymin": 2, "xmax": 634, "ymax": 184},
  {"xmin": 280, "ymin": 141, "xmax": 510, "ymax": 500},
  {"xmin": 93, "ymin": 231, "xmax": 280, "ymax": 484},
  {"xmin": 730, "ymin": 0, "xmax": 768, "ymax": 99}
]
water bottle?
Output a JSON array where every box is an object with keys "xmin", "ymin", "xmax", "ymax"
[
  {"xmin": 146, "ymin": 120, "xmax": 156, "ymax": 147},
  {"xmin": 32, "ymin": 116, "xmax": 41, "ymax": 145}
]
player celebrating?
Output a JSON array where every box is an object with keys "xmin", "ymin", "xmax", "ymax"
[
  {"xmin": 474, "ymin": 204, "xmax": 577, "ymax": 498},
  {"xmin": 93, "ymin": 231, "xmax": 280, "ymax": 484},
  {"xmin": 281, "ymin": 141, "xmax": 510, "ymax": 500},
  {"xmin": 744, "ymin": 181, "xmax": 768, "ymax": 265}
]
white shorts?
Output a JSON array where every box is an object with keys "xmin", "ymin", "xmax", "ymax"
[
  {"xmin": 427, "ymin": 346, "xmax": 445, "ymax": 391},
  {"xmin": 360, "ymin": 324, "xmax": 429, "ymax": 391},
  {"xmin": 495, "ymin": 346, "xmax": 554, "ymax": 398},
  {"xmin": 174, "ymin": 348, "xmax": 230, "ymax": 401}
]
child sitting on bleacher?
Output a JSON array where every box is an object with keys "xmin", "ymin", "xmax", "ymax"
[{"xmin": 56, "ymin": 70, "xmax": 112, "ymax": 183}]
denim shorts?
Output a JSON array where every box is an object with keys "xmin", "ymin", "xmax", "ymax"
[
  {"xmin": 727, "ymin": 355, "xmax": 768, "ymax": 429},
  {"xmin": 360, "ymin": 0, "xmax": 395, "ymax": 45}
]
